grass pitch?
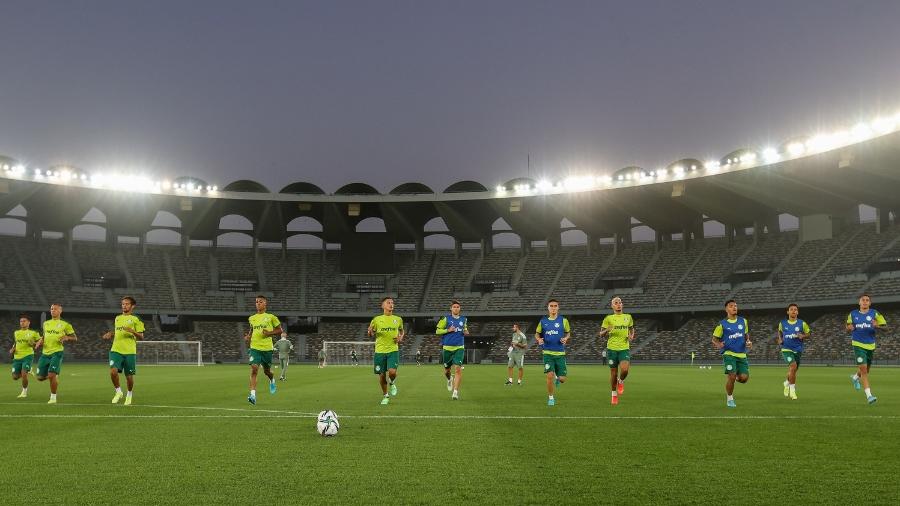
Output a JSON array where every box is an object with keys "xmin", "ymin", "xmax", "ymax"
[{"xmin": 2, "ymin": 363, "xmax": 898, "ymax": 505}]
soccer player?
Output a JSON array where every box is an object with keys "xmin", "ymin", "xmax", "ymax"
[
  {"xmin": 416, "ymin": 349, "xmax": 422, "ymax": 366},
  {"xmin": 535, "ymin": 299, "xmax": 570, "ymax": 406},
  {"xmin": 505, "ymin": 323, "xmax": 527, "ymax": 386},
  {"xmin": 101, "ymin": 296, "xmax": 145, "ymax": 406},
  {"xmin": 436, "ymin": 300, "xmax": 469, "ymax": 400},
  {"xmin": 846, "ymin": 294, "xmax": 889, "ymax": 404},
  {"xmin": 711, "ymin": 300, "xmax": 752, "ymax": 408},
  {"xmin": 777, "ymin": 303, "xmax": 810, "ymax": 400},
  {"xmin": 598, "ymin": 296, "xmax": 635, "ymax": 406},
  {"xmin": 35, "ymin": 303, "xmax": 77, "ymax": 404},
  {"xmin": 367, "ymin": 296, "xmax": 404, "ymax": 405},
  {"xmin": 317, "ymin": 347, "xmax": 326, "ymax": 368},
  {"xmin": 10, "ymin": 314, "xmax": 40, "ymax": 398},
  {"xmin": 243, "ymin": 295, "xmax": 282, "ymax": 405},
  {"xmin": 350, "ymin": 349, "xmax": 359, "ymax": 366},
  {"xmin": 275, "ymin": 332, "xmax": 293, "ymax": 380}
]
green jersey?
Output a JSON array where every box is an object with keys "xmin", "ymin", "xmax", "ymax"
[
  {"xmin": 13, "ymin": 329, "xmax": 40, "ymax": 359},
  {"xmin": 42, "ymin": 319, "xmax": 75, "ymax": 355},
  {"xmin": 601, "ymin": 313, "xmax": 634, "ymax": 351},
  {"xmin": 248, "ymin": 312, "xmax": 281, "ymax": 351},
  {"xmin": 111, "ymin": 314, "xmax": 145, "ymax": 355},
  {"xmin": 318, "ymin": 349, "xmax": 326, "ymax": 360},
  {"xmin": 370, "ymin": 314, "xmax": 403, "ymax": 353},
  {"xmin": 510, "ymin": 331, "xmax": 527, "ymax": 354}
]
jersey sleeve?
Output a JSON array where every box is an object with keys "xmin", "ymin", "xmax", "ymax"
[
  {"xmin": 712, "ymin": 324, "xmax": 724, "ymax": 339},
  {"xmin": 134, "ymin": 317, "xmax": 146, "ymax": 333},
  {"xmin": 535, "ymin": 321, "xmax": 543, "ymax": 333},
  {"xmin": 846, "ymin": 313, "xmax": 853, "ymax": 324},
  {"xmin": 777, "ymin": 322, "xmax": 784, "ymax": 333},
  {"xmin": 601, "ymin": 315, "xmax": 611, "ymax": 329},
  {"xmin": 875, "ymin": 311, "xmax": 887, "ymax": 325},
  {"xmin": 563, "ymin": 318, "xmax": 571, "ymax": 333},
  {"xmin": 744, "ymin": 320, "xmax": 750, "ymax": 334},
  {"xmin": 627, "ymin": 315, "xmax": 635, "ymax": 328},
  {"xmin": 271, "ymin": 315, "xmax": 281, "ymax": 329},
  {"xmin": 435, "ymin": 317, "xmax": 449, "ymax": 335},
  {"xmin": 802, "ymin": 321, "xmax": 811, "ymax": 334},
  {"xmin": 65, "ymin": 322, "xmax": 75, "ymax": 335},
  {"xmin": 369, "ymin": 317, "xmax": 378, "ymax": 330}
]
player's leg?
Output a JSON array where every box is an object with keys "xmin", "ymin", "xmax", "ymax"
[
  {"xmin": 517, "ymin": 354, "xmax": 524, "ymax": 383},
  {"xmin": 556, "ymin": 357, "xmax": 567, "ymax": 384},
  {"xmin": 248, "ymin": 363, "xmax": 259, "ymax": 404},
  {"xmin": 737, "ymin": 373, "xmax": 749, "ymax": 384},
  {"xmin": 725, "ymin": 373, "xmax": 736, "ymax": 395},
  {"xmin": 619, "ymin": 361, "xmax": 630, "ymax": 382},
  {"xmin": 49, "ymin": 372, "xmax": 58, "ymax": 394},
  {"xmin": 386, "ymin": 351, "xmax": 399, "ymax": 396},
  {"xmin": 506, "ymin": 362, "xmax": 514, "ymax": 385},
  {"xmin": 609, "ymin": 366, "xmax": 618, "ymax": 392},
  {"xmin": 862, "ymin": 352, "xmax": 876, "ymax": 403}
]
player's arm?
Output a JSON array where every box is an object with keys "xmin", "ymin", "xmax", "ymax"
[
  {"xmin": 395, "ymin": 323, "xmax": 405, "ymax": 343},
  {"xmin": 367, "ymin": 318, "xmax": 376, "ymax": 337},
  {"xmin": 560, "ymin": 318, "xmax": 571, "ymax": 344},
  {"xmin": 711, "ymin": 324, "xmax": 724, "ymax": 349},
  {"xmin": 516, "ymin": 332, "xmax": 527, "ymax": 349},
  {"xmin": 745, "ymin": 332, "xmax": 752, "ymax": 350},
  {"xmin": 874, "ymin": 312, "xmax": 889, "ymax": 331},
  {"xmin": 798, "ymin": 322, "xmax": 810, "ymax": 340},
  {"xmin": 597, "ymin": 316, "xmax": 610, "ymax": 337},
  {"xmin": 62, "ymin": 332, "xmax": 77, "ymax": 343},
  {"xmin": 463, "ymin": 322, "xmax": 469, "ymax": 336},
  {"xmin": 628, "ymin": 319, "xmax": 636, "ymax": 342},
  {"xmin": 266, "ymin": 325, "xmax": 283, "ymax": 337},
  {"xmin": 776, "ymin": 322, "xmax": 783, "ymax": 345},
  {"xmin": 435, "ymin": 317, "xmax": 449, "ymax": 336},
  {"xmin": 845, "ymin": 314, "xmax": 854, "ymax": 333}
]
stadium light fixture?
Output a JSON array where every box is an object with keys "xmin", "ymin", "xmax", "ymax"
[
  {"xmin": 672, "ymin": 165, "xmax": 684, "ymax": 176},
  {"xmin": 786, "ymin": 142, "xmax": 805, "ymax": 156},
  {"xmin": 704, "ymin": 160, "xmax": 718, "ymax": 171},
  {"xmin": 762, "ymin": 147, "xmax": 780, "ymax": 163},
  {"xmin": 740, "ymin": 152, "xmax": 757, "ymax": 163},
  {"xmin": 536, "ymin": 179, "xmax": 553, "ymax": 192},
  {"xmin": 851, "ymin": 122, "xmax": 873, "ymax": 141}
]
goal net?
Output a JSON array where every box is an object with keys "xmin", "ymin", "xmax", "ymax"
[
  {"xmin": 137, "ymin": 340, "xmax": 203, "ymax": 366},
  {"xmin": 322, "ymin": 341, "xmax": 376, "ymax": 366}
]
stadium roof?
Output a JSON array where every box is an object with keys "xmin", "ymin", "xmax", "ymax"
[{"xmin": 2, "ymin": 127, "xmax": 900, "ymax": 244}]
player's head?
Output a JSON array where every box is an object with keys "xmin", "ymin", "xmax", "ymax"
[
  {"xmin": 255, "ymin": 295, "xmax": 268, "ymax": 312},
  {"xmin": 450, "ymin": 300, "xmax": 461, "ymax": 316},
  {"xmin": 859, "ymin": 294, "xmax": 871, "ymax": 310},
  {"xmin": 121, "ymin": 296, "xmax": 137, "ymax": 314},
  {"xmin": 19, "ymin": 314, "xmax": 31, "ymax": 329},
  {"xmin": 49, "ymin": 303, "xmax": 62, "ymax": 318},
  {"xmin": 610, "ymin": 296, "xmax": 623, "ymax": 313},
  {"xmin": 381, "ymin": 296, "xmax": 394, "ymax": 314},
  {"xmin": 724, "ymin": 299, "xmax": 737, "ymax": 317},
  {"xmin": 547, "ymin": 299, "xmax": 559, "ymax": 317},
  {"xmin": 786, "ymin": 303, "xmax": 799, "ymax": 319},
  {"xmin": 512, "ymin": 323, "xmax": 519, "ymax": 331}
]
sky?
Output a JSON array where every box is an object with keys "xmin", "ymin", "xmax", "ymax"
[{"xmin": 2, "ymin": 0, "xmax": 900, "ymax": 194}]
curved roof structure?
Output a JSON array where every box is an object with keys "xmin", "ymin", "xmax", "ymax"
[{"xmin": 2, "ymin": 126, "xmax": 899, "ymax": 246}]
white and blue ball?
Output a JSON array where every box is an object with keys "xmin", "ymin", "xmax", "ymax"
[{"xmin": 316, "ymin": 410, "xmax": 340, "ymax": 437}]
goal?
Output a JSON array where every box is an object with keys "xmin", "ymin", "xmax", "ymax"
[
  {"xmin": 322, "ymin": 341, "xmax": 376, "ymax": 366},
  {"xmin": 137, "ymin": 340, "xmax": 203, "ymax": 366}
]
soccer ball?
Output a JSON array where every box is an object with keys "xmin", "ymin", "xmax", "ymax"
[{"xmin": 316, "ymin": 410, "xmax": 340, "ymax": 437}]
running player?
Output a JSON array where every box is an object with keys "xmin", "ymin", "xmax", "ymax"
[
  {"xmin": 777, "ymin": 303, "xmax": 810, "ymax": 400},
  {"xmin": 846, "ymin": 294, "xmax": 888, "ymax": 404},
  {"xmin": 535, "ymin": 299, "xmax": 570, "ymax": 406},
  {"xmin": 598, "ymin": 296, "xmax": 635, "ymax": 405},
  {"xmin": 436, "ymin": 300, "xmax": 468, "ymax": 400},
  {"xmin": 35, "ymin": 303, "xmax": 78, "ymax": 404},
  {"xmin": 102, "ymin": 296, "xmax": 145, "ymax": 406},
  {"xmin": 243, "ymin": 295, "xmax": 282, "ymax": 405},
  {"xmin": 367, "ymin": 296, "xmax": 404, "ymax": 405},
  {"xmin": 10, "ymin": 314, "xmax": 40, "ymax": 398},
  {"xmin": 711, "ymin": 300, "xmax": 752, "ymax": 408}
]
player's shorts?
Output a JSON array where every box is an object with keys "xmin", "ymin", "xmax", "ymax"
[
  {"xmin": 248, "ymin": 349, "xmax": 273, "ymax": 368},
  {"xmin": 37, "ymin": 351, "xmax": 64, "ymax": 377},
  {"xmin": 781, "ymin": 350, "xmax": 801, "ymax": 367},
  {"xmin": 12, "ymin": 355, "xmax": 34, "ymax": 375},
  {"xmin": 606, "ymin": 349, "xmax": 631, "ymax": 368},
  {"xmin": 853, "ymin": 346, "xmax": 874, "ymax": 367},
  {"xmin": 722, "ymin": 355, "xmax": 749, "ymax": 376},
  {"xmin": 442, "ymin": 348, "xmax": 464, "ymax": 368},
  {"xmin": 373, "ymin": 351, "xmax": 399, "ymax": 374},
  {"xmin": 542, "ymin": 354, "xmax": 567, "ymax": 377},
  {"xmin": 507, "ymin": 352, "xmax": 525, "ymax": 368},
  {"xmin": 109, "ymin": 351, "xmax": 137, "ymax": 375}
]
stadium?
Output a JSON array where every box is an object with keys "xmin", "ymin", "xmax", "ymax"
[{"xmin": 3, "ymin": 112, "xmax": 900, "ymax": 503}]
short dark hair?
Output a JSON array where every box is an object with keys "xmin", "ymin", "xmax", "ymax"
[
  {"xmin": 787, "ymin": 303, "xmax": 799, "ymax": 310},
  {"xmin": 122, "ymin": 296, "xmax": 137, "ymax": 306},
  {"xmin": 724, "ymin": 299, "xmax": 736, "ymax": 307},
  {"xmin": 859, "ymin": 293, "xmax": 871, "ymax": 299},
  {"xmin": 19, "ymin": 313, "xmax": 31, "ymax": 321},
  {"xmin": 381, "ymin": 296, "xmax": 394, "ymax": 303},
  {"xmin": 450, "ymin": 300, "xmax": 461, "ymax": 306},
  {"xmin": 547, "ymin": 299, "xmax": 559, "ymax": 305},
  {"xmin": 256, "ymin": 295, "xmax": 268, "ymax": 301}
]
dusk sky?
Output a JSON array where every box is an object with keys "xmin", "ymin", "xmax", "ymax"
[{"xmin": 2, "ymin": 0, "xmax": 899, "ymax": 194}]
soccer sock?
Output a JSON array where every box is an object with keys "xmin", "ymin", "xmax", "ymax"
[
  {"xmin": 852, "ymin": 374, "xmax": 860, "ymax": 380},
  {"xmin": 517, "ymin": 379, "xmax": 521, "ymax": 384},
  {"xmin": 250, "ymin": 389, "xmax": 256, "ymax": 397},
  {"xmin": 50, "ymin": 393, "xmax": 57, "ymax": 400},
  {"xmin": 389, "ymin": 378, "xmax": 395, "ymax": 385},
  {"xmin": 549, "ymin": 395, "xmax": 554, "ymax": 400},
  {"xmin": 727, "ymin": 395, "xmax": 734, "ymax": 401},
  {"xmin": 611, "ymin": 390, "xmax": 617, "ymax": 397},
  {"xmin": 789, "ymin": 384, "xmax": 796, "ymax": 393},
  {"xmin": 452, "ymin": 389, "xmax": 458, "ymax": 395},
  {"xmin": 126, "ymin": 391, "xmax": 133, "ymax": 397},
  {"xmin": 22, "ymin": 388, "xmax": 27, "ymax": 393},
  {"xmin": 115, "ymin": 387, "xmax": 122, "ymax": 394},
  {"xmin": 783, "ymin": 380, "xmax": 789, "ymax": 387},
  {"xmin": 865, "ymin": 388, "xmax": 872, "ymax": 397},
  {"xmin": 508, "ymin": 377, "xmax": 513, "ymax": 382}
]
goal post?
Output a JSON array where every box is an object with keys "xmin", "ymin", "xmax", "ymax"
[
  {"xmin": 322, "ymin": 341, "xmax": 376, "ymax": 366},
  {"xmin": 137, "ymin": 340, "xmax": 203, "ymax": 366}
]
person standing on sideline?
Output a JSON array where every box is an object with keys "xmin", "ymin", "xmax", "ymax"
[
  {"xmin": 317, "ymin": 347, "xmax": 326, "ymax": 368},
  {"xmin": 275, "ymin": 332, "xmax": 293, "ymax": 380},
  {"xmin": 505, "ymin": 323, "xmax": 527, "ymax": 385}
]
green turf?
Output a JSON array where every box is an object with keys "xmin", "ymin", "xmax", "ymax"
[{"xmin": 2, "ymin": 363, "xmax": 898, "ymax": 505}]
